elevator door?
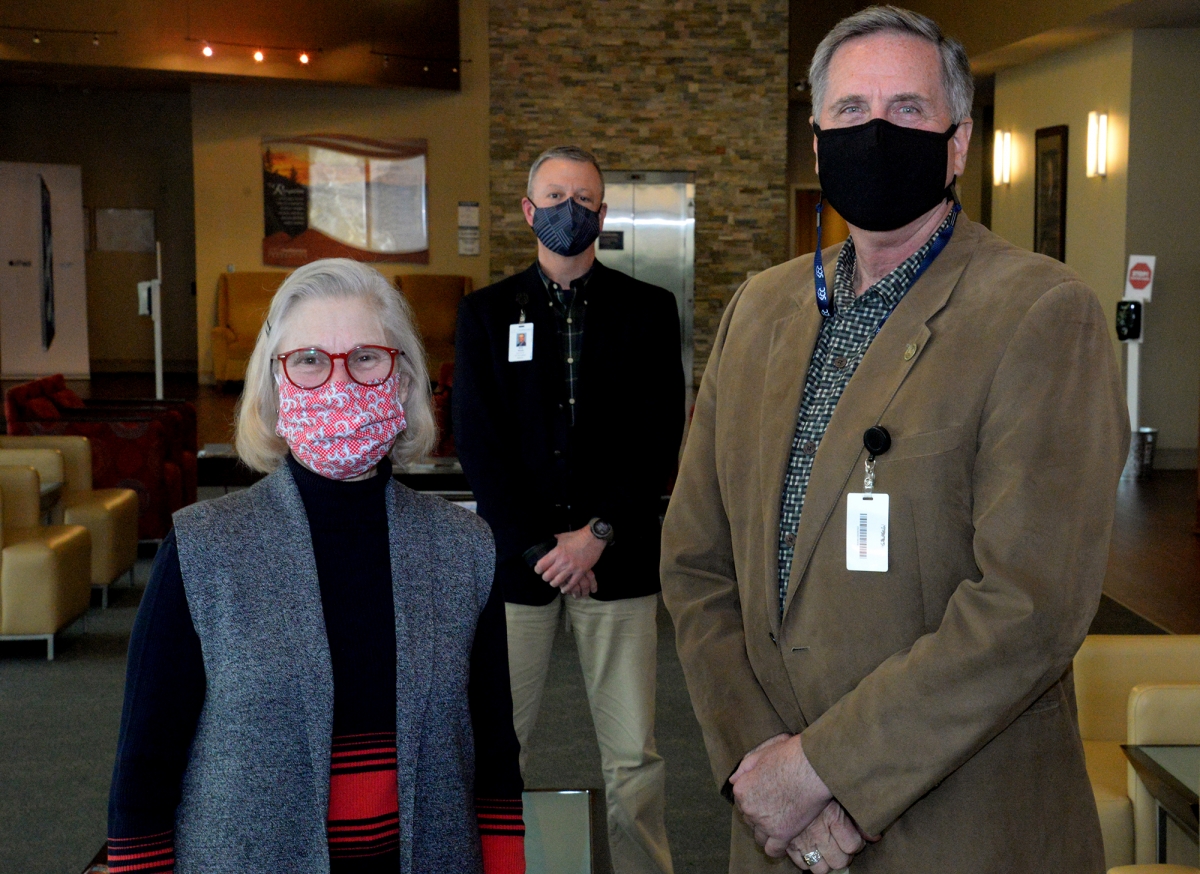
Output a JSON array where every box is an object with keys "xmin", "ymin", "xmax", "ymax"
[{"xmin": 599, "ymin": 171, "xmax": 695, "ymax": 399}]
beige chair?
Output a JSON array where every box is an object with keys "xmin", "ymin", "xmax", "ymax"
[
  {"xmin": 1075, "ymin": 635, "xmax": 1200, "ymax": 869},
  {"xmin": 212, "ymin": 271, "xmax": 288, "ymax": 383},
  {"xmin": 0, "ymin": 436, "xmax": 138, "ymax": 608},
  {"xmin": 0, "ymin": 465, "xmax": 92, "ymax": 660},
  {"xmin": 1127, "ymin": 684, "xmax": 1200, "ymax": 864},
  {"xmin": 0, "ymin": 446, "xmax": 64, "ymax": 515},
  {"xmin": 394, "ymin": 274, "xmax": 473, "ymax": 379}
]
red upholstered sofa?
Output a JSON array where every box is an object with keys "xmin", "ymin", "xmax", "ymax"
[{"xmin": 5, "ymin": 375, "xmax": 198, "ymax": 539}]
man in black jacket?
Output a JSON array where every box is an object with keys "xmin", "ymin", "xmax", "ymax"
[{"xmin": 454, "ymin": 145, "xmax": 684, "ymax": 874}]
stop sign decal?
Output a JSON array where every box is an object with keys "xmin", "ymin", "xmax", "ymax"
[
  {"xmin": 1124, "ymin": 255, "xmax": 1156, "ymax": 300},
  {"xmin": 1129, "ymin": 262, "xmax": 1153, "ymax": 290}
]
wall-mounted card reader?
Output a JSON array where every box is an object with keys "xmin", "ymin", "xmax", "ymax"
[{"xmin": 1116, "ymin": 300, "xmax": 1142, "ymax": 342}]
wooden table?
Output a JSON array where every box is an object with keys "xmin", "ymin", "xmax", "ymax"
[{"xmin": 1123, "ymin": 744, "xmax": 1200, "ymax": 862}]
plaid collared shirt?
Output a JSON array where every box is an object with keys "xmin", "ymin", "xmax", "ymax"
[
  {"xmin": 537, "ymin": 262, "xmax": 593, "ymax": 426},
  {"xmin": 776, "ymin": 209, "xmax": 957, "ymax": 614}
]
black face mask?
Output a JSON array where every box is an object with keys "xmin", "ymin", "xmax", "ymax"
[{"xmin": 814, "ymin": 118, "xmax": 957, "ymax": 232}]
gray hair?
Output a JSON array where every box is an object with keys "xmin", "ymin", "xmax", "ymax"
[
  {"xmin": 526, "ymin": 145, "xmax": 605, "ymax": 200},
  {"xmin": 234, "ymin": 258, "xmax": 436, "ymax": 473},
  {"xmin": 809, "ymin": 5, "xmax": 974, "ymax": 125}
]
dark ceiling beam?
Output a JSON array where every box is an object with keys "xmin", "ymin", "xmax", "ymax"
[{"xmin": 0, "ymin": 0, "xmax": 461, "ymax": 90}]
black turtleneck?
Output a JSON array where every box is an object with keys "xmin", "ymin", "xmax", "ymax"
[{"xmin": 287, "ymin": 454, "xmax": 396, "ymax": 735}]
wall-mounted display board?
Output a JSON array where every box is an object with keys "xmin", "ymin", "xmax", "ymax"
[
  {"xmin": 0, "ymin": 163, "xmax": 90, "ymax": 379},
  {"xmin": 262, "ymin": 134, "xmax": 429, "ymax": 267}
]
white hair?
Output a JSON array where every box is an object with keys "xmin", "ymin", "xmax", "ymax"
[
  {"xmin": 809, "ymin": 5, "xmax": 974, "ymax": 125},
  {"xmin": 234, "ymin": 258, "xmax": 435, "ymax": 473}
]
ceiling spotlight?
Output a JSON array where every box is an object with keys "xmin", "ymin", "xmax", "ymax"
[
  {"xmin": 92, "ymin": 33, "xmax": 100, "ymax": 47},
  {"xmin": 202, "ymin": 43, "xmax": 213, "ymax": 57},
  {"xmin": 32, "ymin": 32, "xmax": 40, "ymax": 45},
  {"xmin": 299, "ymin": 52, "xmax": 309, "ymax": 64},
  {"xmin": 423, "ymin": 65, "xmax": 429, "ymax": 71},
  {"xmin": 253, "ymin": 50, "xmax": 264, "ymax": 62}
]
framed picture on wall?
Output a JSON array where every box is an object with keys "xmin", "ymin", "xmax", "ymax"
[{"xmin": 1034, "ymin": 125, "xmax": 1068, "ymax": 262}]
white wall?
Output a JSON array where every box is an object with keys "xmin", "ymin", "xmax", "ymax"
[
  {"xmin": 0, "ymin": 163, "xmax": 90, "ymax": 378},
  {"xmin": 992, "ymin": 33, "xmax": 1133, "ymax": 368},
  {"xmin": 1126, "ymin": 29, "xmax": 1200, "ymax": 468}
]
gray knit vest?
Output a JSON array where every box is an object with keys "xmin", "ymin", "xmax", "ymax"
[{"xmin": 171, "ymin": 464, "xmax": 494, "ymax": 874}]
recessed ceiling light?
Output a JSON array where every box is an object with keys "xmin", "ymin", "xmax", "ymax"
[
  {"xmin": 202, "ymin": 43, "xmax": 213, "ymax": 57},
  {"xmin": 299, "ymin": 52, "xmax": 309, "ymax": 64},
  {"xmin": 253, "ymin": 50, "xmax": 264, "ymax": 62}
]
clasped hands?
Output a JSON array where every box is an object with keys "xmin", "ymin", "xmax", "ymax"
[
  {"xmin": 730, "ymin": 733, "xmax": 878, "ymax": 872},
  {"xmin": 533, "ymin": 526, "xmax": 605, "ymax": 598}
]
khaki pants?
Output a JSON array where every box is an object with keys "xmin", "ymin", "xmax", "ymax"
[{"xmin": 506, "ymin": 594, "xmax": 674, "ymax": 874}]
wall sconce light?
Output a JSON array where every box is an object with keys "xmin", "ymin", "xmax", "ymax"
[
  {"xmin": 993, "ymin": 130, "xmax": 1011, "ymax": 186},
  {"xmin": 1087, "ymin": 112, "xmax": 1108, "ymax": 177}
]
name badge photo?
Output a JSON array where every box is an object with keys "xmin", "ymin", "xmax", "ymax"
[
  {"xmin": 846, "ymin": 493, "xmax": 889, "ymax": 572},
  {"xmin": 508, "ymin": 322, "xmax": 533, "ymax": 362}
]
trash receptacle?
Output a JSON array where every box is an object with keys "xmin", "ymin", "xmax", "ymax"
[{"xmin": 1130, "ymin": 426, "xmax": 1158, "ymax": 479}]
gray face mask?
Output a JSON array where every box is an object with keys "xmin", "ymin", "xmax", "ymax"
[{"xmin": 532, "ymin": 199, "xmax": 602, "ymax": 256}]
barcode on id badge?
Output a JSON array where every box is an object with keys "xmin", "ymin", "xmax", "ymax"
[{"xmin": 858, "ymin": 513, "xmax": 868, "ymax": 558}]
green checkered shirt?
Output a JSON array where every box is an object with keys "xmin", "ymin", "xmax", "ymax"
[
  {"xmin": 776, "ymin": 210, "xmax": 957, "ymax": 614},
  {"xmin": 536, "ymin": 262, "xmax": 593, "ymax": 426}
]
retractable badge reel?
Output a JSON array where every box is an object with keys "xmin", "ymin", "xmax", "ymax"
[{"xmin": 847, "ymin": 426, "xmax": 890, "ymax": 572}]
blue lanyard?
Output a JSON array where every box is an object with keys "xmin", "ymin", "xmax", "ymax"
[{"xmin": 813, "ymin": 201, "xmax": 960, "ymax": 326}]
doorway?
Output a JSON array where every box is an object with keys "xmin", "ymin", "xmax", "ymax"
[{"xmin": 791, "ymin": 187, "xmax": 849, "ymax": 259}]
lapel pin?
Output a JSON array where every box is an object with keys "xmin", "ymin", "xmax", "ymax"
[{"xmin": 903, "ymin": 343, "xmax": 918, "ymax": 361}]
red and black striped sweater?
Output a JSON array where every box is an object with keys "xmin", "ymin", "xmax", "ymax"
[{"xmin": 108, "ymin": 457, "xmax": 524, "ymax": 873}]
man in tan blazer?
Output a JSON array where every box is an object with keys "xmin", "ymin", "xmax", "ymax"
[{"xmin": 660, "ymin": 7, "xmax": 1128, "ymax": 873}]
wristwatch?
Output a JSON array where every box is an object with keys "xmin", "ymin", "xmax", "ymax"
[{"xmin": 588, "ymin": 517, "xmax": 615, "ymax": 545}]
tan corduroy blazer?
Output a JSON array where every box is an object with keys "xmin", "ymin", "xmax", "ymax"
[{"xmin": 661, "ymin": 218, "xmax": 1128, "ymax": 873}]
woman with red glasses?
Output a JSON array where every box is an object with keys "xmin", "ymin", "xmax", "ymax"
[{"xmin": 107, "ymin": 259, "xmax": 524, "ymax": 874}]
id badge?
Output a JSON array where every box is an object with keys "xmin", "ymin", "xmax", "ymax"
[
  {"xmin": 508, "ymin": 322, "xmax": 533, "ymax": 362},
  {"xmin": 846, "ymin": 493, "xmax": 888, "ymax": 572}
]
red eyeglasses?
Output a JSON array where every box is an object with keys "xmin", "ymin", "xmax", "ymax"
[{"xmin": 275, "ymin": 345, "xmax": 403, "ymax": 389}]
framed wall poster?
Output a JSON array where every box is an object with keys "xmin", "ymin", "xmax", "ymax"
[
  {"xmin": 1034, "ymin": 125, "xmax": 1068, "ymax": 262},
  {"xmin": 262, "ymin": 134, "xmax": 429, "ymax": 266}
]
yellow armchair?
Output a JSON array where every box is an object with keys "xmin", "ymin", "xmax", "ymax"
[
  {"xmin": 1074, "ymin": 635, "xmax": 1200, "ymax": 869},
  {"xmin": 212, "ymin": 271, "xmax": 288, "ymax": 383},
  {"xmin": 0, "ymin": 465, "xmax": 92, "ymax": 660},
  {"xmin": 395, "ymin": 274, "xmax": 473, "ymax": 380},
  {"xmin": 0, "ymin": 436, "xmax": 138, "ymax": 608}
]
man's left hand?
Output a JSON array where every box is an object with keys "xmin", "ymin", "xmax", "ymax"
[
  {"xmin": 729, "ymin": 733, "xmax": 833, "ymax": 858},
  {"xmin": 786, "ymin": 799, "xmax": 878, "ymax": 872},
  {"xmin": 534, "ymin": 527, "xmax": 605, "ymax": 598}
]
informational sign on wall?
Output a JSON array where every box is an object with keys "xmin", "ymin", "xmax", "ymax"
[
  {"xmin": 262, "ymin": 134, "xmax": 429, "ymax": 266},
  {"xmin": 457, "ymin": 200, "xmax": 480, "ymax": 256},
  {"xmin": 1124, "ymin": 255, "xmax": 1156, "ymax": 301},
  {"xmin": 0, "ymin": 162, "xmax": 90, "ymax": 378}
]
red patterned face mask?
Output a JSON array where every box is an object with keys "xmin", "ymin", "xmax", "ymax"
[{"xmin": 275, "ymin": 374, "xmax": 407, "ymax": 480}]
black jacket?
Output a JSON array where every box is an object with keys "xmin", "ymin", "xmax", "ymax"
[{"xmin": 453, "ymin": 261, "xmax": 685, "ymax": 605}]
